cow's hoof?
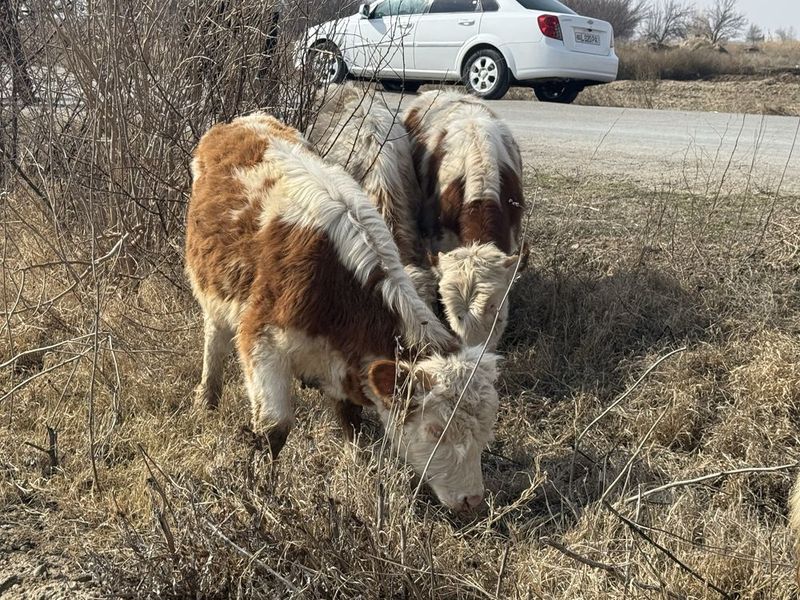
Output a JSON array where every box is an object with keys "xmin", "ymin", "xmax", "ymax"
[
  {"xmin": 265, "ymin": 426, "xmax": 289, "ymax": 458},
  {"xmin": 193, "ymin": 384, "xmax": 219, "ymax": 410},
  {"xmin": 239, "ymin": 424, "xmax": 288, "ymax": 458}
]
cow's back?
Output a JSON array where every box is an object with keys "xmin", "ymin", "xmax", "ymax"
[{"xmin": 404, "ymin": 93, "xmax": 524, "ymax": 255}]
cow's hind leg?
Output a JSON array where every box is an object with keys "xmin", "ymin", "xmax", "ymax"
[
  {"xmin": 238, "ymin": 332, "xmax": 293, "ymax": 457},
  {"xmin": 195, "ymin": 316, "xmax": 234, "ymax": 409}
]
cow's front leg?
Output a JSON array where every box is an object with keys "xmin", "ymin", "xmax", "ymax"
[
  {"xmin": 237, "ymin": 329, "xmax": 293, "ymax": 458},
  {"xmin": 334, "ymin": 399, "xmax": 363, "ymax": 443}
]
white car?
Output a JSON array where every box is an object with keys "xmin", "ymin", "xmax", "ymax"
[{"xmin": 301, "ymin": 0, "xmax": 618, "ymax": 103}]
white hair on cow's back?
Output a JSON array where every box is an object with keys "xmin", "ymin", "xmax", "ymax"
[
  {"xmin": 406, "ymin": 90, "xmax": 522, "ymax": 213},
  {"xmin": 307, "ymin": 83, "xmax": 424, "ymax": 264},
  {"xmin": 231, "ymin": 116, "xmax": 452, "ymax": 352}
]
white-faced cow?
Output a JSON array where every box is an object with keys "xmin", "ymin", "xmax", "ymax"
[
  {"xmin": 185, "ymin": 112, "xmax": 500, "ymax": 511},
  {"xmin": 404, "ymin": 91, "xmax": 525, "ymax": 350}
]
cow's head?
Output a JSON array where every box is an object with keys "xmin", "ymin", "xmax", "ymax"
[
  {"xmin": 436, "ymin": 243, "xmax": 519, "ymax": 348},
  {"xmin": 367, "ymin": 346, "xmax": 500, "ymax": 512}
]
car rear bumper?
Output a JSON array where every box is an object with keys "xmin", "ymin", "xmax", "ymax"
[{"xmin": 503, "ymin": 40, "xmax": 619, "ymax": 84}]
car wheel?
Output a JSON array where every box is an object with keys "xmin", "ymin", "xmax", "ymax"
[
  {"xmin": 308, "ymin": 41, "xmax": 347, "ymax": 85},
  {"xmin": 533, "ymin": 82, "xmax": 581, "ymax": 104},
  {"xmin": 462, "ymin": 49, "xmax": 510, "ymax": 100},
  {"xmin": 382, "ymin": 80, "xmax": 421, "ymax": 93}
]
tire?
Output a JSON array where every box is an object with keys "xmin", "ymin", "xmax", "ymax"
[
  {"xmin": 382, "ymin": 80, "xmax": 421, "ymax": 93},
  {"xmin": 308, "ymin": 41, "xmax": 347, "ymax": 85},
  {"xmin": 533, "ymin": 82, "xmax": 581, "ymax": 104},
  {"xmin": 462, "ymin": 48, "xmax": 510, "ymax": 100}
]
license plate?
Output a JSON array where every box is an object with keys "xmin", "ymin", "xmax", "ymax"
[{"xmin": 575, "ymin": 31, "xmax": 600, "ymax": 46}]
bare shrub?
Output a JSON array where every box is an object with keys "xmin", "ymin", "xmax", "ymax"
[
  {"xmin": 0, "ymin": 0, "xmax": 334, "ymax": 282},
  {"xmin": 617, "ymin": 44, "xmax": 751, "ymax": 80},
  {"xmin": 691, "ymin": 0, "xmax": 747, "ymax": 44},
  {"xmin": 642, "ymin": 0, "xmax": 694, "ymax": 47},
  {"xmin": 746, "ymin": 23, "xmax": 765, "ymax": 46},
  {"xmin": 562, "ymin": 0, "xmax": 647, "ymax": 40},
  {"xmin": 774, "ymin": 27, "xmax": 797, "ymax": 42}
]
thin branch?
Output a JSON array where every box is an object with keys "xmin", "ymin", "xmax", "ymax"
[
  {"xmin": 624, "ymin": 462, "xmax": 799, "ymax": 504},
  {"xmin": 603, "ymin": 501, "xmax": 732, "ymax": 599},
  {"xmin": 542, "ymin": 537, "xmax": 685, "ymax": 599},
  {"xmin": 577, "ymin": 346, "xmax": 687, "ymax": 442},
  {"xmin": 203, "ymin": 518, "xmax": 300, "ymax": 593}
]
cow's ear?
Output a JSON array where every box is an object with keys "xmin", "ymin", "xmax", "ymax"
[
  {"xmin": 368, "ymin": 360, "xmax": 415, "ymax": 409},
  {"xmin": 414, "ymin": 369, "xmax": 437, "ymax": 392},
  {"xmin": 368, "ymin": 360, "xmax": 397, "ymax": 404}
]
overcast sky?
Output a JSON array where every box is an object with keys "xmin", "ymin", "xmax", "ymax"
[{"xmin": 693, "ymin": 0, "xmax": 799, "ymax": 36}]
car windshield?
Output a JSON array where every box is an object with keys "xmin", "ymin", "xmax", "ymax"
[{"xmin": 514, "ymin": 0, "xmax": 575, "ymax": 13}]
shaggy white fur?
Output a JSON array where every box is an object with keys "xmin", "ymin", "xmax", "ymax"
[
  {"xmin": 437, "ymin": 243, "xmax": 518, "ymax": 349},
  {"xmin": 370, "ymin": 345, "xmax": 500, "ymax": 510},
  {"xmin": 232, "ymin": 113, "xmax": 451, "ymax": 352},
  {"xmin": 307, "ymin": 84, "xmax": 425, "ymax": 265}
]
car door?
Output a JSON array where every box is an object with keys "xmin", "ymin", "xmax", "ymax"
[
  {"xmin": 412, "ymin": 0, "xmax": 480, "ymax": 79},
  {"xmin": 358, "ymin": 0, "xmax": 429, "ymax": 78}
]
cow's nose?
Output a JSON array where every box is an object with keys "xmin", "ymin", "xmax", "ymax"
[{"xmin": 461, "ymin": 493, "xmax": 484, "ymax": 510}]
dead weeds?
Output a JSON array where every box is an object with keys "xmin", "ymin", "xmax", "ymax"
[{"xmin": 2, "ymin": 157, "xmax": 799, "ymax": 599}]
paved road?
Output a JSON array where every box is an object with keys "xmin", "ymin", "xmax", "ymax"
[{"xmin": 383, "ymin": 93, "xmax": 800, "ymax": 192}]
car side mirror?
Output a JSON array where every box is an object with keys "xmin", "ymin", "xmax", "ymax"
[{"xmin": 359, "ymin": 3, "xmax": 370, "ymax": 18}]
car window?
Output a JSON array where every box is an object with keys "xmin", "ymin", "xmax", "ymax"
[
  {"xmin": 429, "ymin": 0, "xmax": 479, "ymax": 13},
  {"xmin": 514, "ymin": 0, "xmax": 575, "ymax": 13},
  {"xmin": 480, "ymin": 0, "xmax": 499, "ymax": 10},
  {"xmin": 372, "ymin": 0, "xmax": 430, "ymax": 18}
]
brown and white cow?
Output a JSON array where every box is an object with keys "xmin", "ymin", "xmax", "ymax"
[
  {"xmin": 306, "ymin": 84, "xmax": 437, "ymax": 306},
  {"xmin": 185, "ymin": 112, "xmax": 501, "ymax": 511},
  {"xmin": 404, "ymin": 91, "xmax": 525, "ymax": 350}
]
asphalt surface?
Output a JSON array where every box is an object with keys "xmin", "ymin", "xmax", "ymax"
[{"xmin": 383, "ymin": 92, "xmax": 800, "ymax": 192}]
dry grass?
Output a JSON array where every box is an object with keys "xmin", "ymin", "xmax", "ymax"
[
  {"xmin": 617, "ymin": 41, "xmax": 800, "ymax": 82},
  {"xmin": 2, "ymin": 3, "xmax": 800, "ymax": 596},
  {"xmin": 574, "ymin": 41, "xmax": 800, "ymax": 115},
  {"xmin": 2, "ymin": 156, "xmax": 799, "ymax": 597},
  {"xmin": 576, "ymin": 75, "xmax": 800, "ymax": 115}
]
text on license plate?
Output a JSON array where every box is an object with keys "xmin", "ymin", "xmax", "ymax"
[{"xmin": 575, "ymin": 32, "xmax": 600, "ymax": 45}]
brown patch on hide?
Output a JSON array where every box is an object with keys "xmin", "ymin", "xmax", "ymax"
[
  {"xmin": 460, "ymin": 199, "xmax": 512, "ymax": 254},
  {"xmin": 185, "ymin": 121, "xmax": 274, "ymax": 300},
  {"xmin": 235, "ymin": 220, "xmax": 399, "ymax": 371},
  {"xmin": 435, "ymin": 167, "xmax": 525, "ymax": 255}
]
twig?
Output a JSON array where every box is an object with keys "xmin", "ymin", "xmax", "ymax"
[
  {"xmin": 542, "ymin": 537, "xmax": 685, "ymax": 599},
  {"xmin": 577, "ymin": 346, "xmax": 687, "ymax": 442},
  {"xmin": 570, "ymin": 347, "xmax": 686, "ymax": 496},
  {"xmin": 203, "ymin": 518, "xmax": 299, "ymax": 593},
  {"xmin": 603, "ymin": 501, "xmax": 731, "ymax": 599},
  {"xmin": 600, "ymin": 402, "xmax": 671, "ymax": 503},
  {"xmin": 624, "ymin": 461, "xmax": 799, "ymax": 504},
  {"xmin": 0, "ymin": 352, "xmax": 87, "ymax": 404},
  {"xmin": 495, "ymin": 543, "xmax": 510, "ymax": 600},
  {"xmin": 0, "ymin": 334, "xmax": 95, "ymax": 370}
]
